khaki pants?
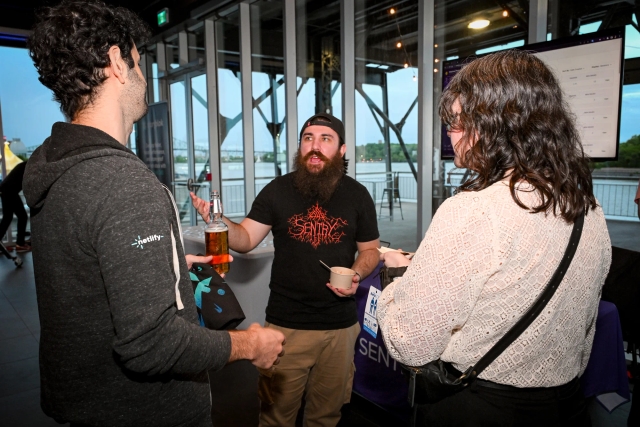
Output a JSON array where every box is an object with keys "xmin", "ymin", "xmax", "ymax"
[{"xmin": 258, "ymin": 322, "xmax": 360, "ymax": 427}]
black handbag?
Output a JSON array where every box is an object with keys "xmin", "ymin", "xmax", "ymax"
[
  {"xmin": 401, "ymin": 212, "xmax": 585, "ymax": 406},
  {"xmin": 189, "ymin": 262, "xmax": 246, "ymax": 330}
]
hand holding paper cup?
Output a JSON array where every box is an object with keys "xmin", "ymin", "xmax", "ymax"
[{"xmin": 329, "ymin": 266, "xmax": 356, "ymax": 289}]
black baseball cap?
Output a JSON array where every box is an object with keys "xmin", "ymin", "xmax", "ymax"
[{"xmin": 299, "ymin": 113, "xmax": 345, "ymax": 145}]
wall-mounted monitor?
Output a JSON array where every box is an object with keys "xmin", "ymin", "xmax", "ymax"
[{"xmin": 441, "ymin": 27, "xmax": 625, "ymax": 162}]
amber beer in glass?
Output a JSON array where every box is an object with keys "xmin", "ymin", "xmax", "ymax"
[
  {"xmin": 205, "ymin": 190, "xmax": 230, "ymax": 274},
  {"xmin": 205, "ymin": 228, "xmax": 229, "ymax": 274}
]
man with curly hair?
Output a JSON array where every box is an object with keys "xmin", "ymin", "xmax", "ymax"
[{"xmin": 23, "ymin": 1, "xmax": 285, "ymax": 426}]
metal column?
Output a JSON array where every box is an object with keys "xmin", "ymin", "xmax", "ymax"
[
  {"xmin": 156, "ymin": 41, "xmax": 169, "ymax": 101},
  {"xmin": 205, "ymin": 18, "xmax": 222, "ymax": 196},
  {"xmin": 529, "ymin": 0, "xmax": 548, "ymax": 44},
  {"xmin": 341, "ymin": 0, "xmax": 355, "ymax": 179},
  {"xmin": 416, "ymin": 0, "xmax": 435, "ymax": 242},
  {"xmin": 239, "ymin": 2, "xmax": 255, "ymax": 213},
  {"xmin": 284, "ymin": 0, "xmax": 298, "ymax": 172}
]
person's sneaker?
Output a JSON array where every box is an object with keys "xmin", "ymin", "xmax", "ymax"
[{"xmin": 15, "ymin": 243, "xmax": 31, "ymax": 253}]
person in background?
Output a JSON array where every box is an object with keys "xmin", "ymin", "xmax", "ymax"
[
  {"xmin": 0, "ymin": 161, "xmax": 30, "ymax": 252},
  {"xmin": 377, "ymin": 50, "xmax": 611, "ymax": 426},
  {"xmin": 191, "ymin": 113, "xmax": 380, "ymax": 427},
  {"xmin": 24, "ymin": 1, "xmax": 284, "ymax": 426}
]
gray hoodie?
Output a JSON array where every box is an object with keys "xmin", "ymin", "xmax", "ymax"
[{"xmin": 24, "ymin": 122, "xmax": 231, "ymax": 427}]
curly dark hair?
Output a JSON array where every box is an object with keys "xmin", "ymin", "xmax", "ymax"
[
  {"xmin": 439, "ymin": 50, "xmax": 597, "ymax": 223},
  {"xmin": 27, "ymin": 0, "xmax": 151, "ymax": 120}
]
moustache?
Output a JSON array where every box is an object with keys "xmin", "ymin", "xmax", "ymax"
[{"xmin": 303, "ymin": 151, "xmax": 330, "ymax": 162}]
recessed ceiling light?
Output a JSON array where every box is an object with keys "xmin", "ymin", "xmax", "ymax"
[{"xmin": 468, "ymin": 19, "xmax": 490, "ymax": 29}]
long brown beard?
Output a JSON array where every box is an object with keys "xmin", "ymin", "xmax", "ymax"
[{"xmin": 293, "ymin": 149, "xmax": 345, "ymax": 203}]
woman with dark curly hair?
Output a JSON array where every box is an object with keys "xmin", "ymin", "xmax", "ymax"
[{"xmin": 377, "ymin": 50, "xmax": 611, "ymax": 426}]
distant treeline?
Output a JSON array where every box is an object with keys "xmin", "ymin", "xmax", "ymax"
[
  {"xmin": 356, "ymin": 142, "xmax": 418, "ymax": 162},
  {"xmin": 594, "ymin": 134, "xmax": 640, "ymax": 169}
]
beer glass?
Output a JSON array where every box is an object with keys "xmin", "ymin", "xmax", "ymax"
[{"xmin": 205, "ymin": 190, "xmax": 230, "ymax": 274}]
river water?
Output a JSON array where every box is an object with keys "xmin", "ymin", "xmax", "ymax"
[{"xmin": 175, "ymin": 162, "xmax": 639, "ymax": 218}]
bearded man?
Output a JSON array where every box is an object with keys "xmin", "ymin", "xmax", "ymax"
[{"xmin": 191, "ymin": 113, "xmax": 380, "ymax": 426}]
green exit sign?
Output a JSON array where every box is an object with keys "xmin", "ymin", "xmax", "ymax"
[{"xmin": 157, "ymin": 8, "xmax": 169, "ymax": 27}]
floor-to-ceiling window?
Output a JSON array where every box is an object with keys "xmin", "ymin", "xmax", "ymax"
[
  {"xmin": 215, "ymin": 8, "xmax": 246, "ymax": 217},
  {"xmin": 0, "ymin": 45, "xmax": 65, "ymax": 244},
  {"xmin": 355, "ymin": 0, "xmax": 419, "ymax": 251},
  {"xmin": 295, "ymin": 0, "xmax": 342, "ymax": 131},
  {"xmin": 251, "ymin": 0, "xmax": 287, "ymax": 195}
]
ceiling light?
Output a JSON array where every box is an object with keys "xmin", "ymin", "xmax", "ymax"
[
  {"xmin": 396, "ymin": 41, "xmax": 402, "ymax": 48},
  {"xmin": 435, "ymin": 58, "xmax": 439, "ymax": 63},
  {"xmin": 404, "ymin": 63, "xmax": 409, "ymax": 68},
  {"xmin": 502, "ymin": 10, "xmax": 508, "ymax": 17},
  {"xmin": 434, "ymin": 68, "xmax": 438, "ymax": 73},
  {"xmin": 468, "ymin": 19, "xmax": 490, "ymax": 29},
  {"xmin": 389, "ymin": 8, "xmax": 396, "ymax": 14},
  {"xmin": 434, "ymin": 44, "xmax": 438, "ymax": 48}
]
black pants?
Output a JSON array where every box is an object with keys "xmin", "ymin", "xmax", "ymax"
[
  {"xmin": 416, "ymin": 377, "xmax": 591, "ymax": 427},
  {"xmin": 0, "ymin": 193, "xmax": 27, "ymax": 246}
]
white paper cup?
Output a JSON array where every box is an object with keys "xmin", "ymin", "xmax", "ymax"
[{"xmin": 330, "ymin": 267, "xmax": 355, "ymax": 289}]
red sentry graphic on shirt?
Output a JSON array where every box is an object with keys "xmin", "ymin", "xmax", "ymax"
[{"xmin": 288, "ymin": 203, "xmax": 347, "ymax": 249}]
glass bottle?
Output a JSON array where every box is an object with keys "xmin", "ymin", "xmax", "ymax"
[{"xmin": 204, "ymin": 190, "xmax": 230, "ymax": 274}]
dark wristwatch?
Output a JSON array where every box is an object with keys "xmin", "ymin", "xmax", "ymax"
[
  {"xmin": 380, "ymin": 266, "xmax": 408, "ymax": 290},
  {"xmin": 387, "ymin": 267, "xmax": 407, "ymax": 279}
]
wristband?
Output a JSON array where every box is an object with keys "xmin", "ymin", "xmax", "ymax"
[
  {"xmin": 387, "ymin": 266, "xmax": 408, "ymax": 279},
  {"xmin": 354, "ymin": 272, "xmax": 362, "ymax": 282}
]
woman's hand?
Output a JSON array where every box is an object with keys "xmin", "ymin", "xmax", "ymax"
[
  {"xmin": 380, "ymin": 250, "xmax": 411, "ymax": 268},
  {"xmin": 189, "ymin": 192, "xmax": 210, "ymax": 223}
]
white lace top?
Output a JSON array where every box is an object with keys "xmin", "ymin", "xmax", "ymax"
[{"xmin": 377, "ymin": 182, "xmax": 611, "ymax": 387}]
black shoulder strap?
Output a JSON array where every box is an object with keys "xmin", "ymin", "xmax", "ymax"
[{"xmin": 465, "ymin": 212, "xmax": 585, "ymax": 380}]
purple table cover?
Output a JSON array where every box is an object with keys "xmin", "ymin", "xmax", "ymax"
[
  {"xmin": 353, "ymin": 262, "xmax": 411, "ymax": 420},
  {"xmin": 580, "ymin": 300, "xmax": 630, "ymax": 412},
  {"xmin": 354, "ymin": 265, "xmax": 629, "ymax": 415}
]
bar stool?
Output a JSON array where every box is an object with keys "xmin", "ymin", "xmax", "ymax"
[{"xmin": 378, "ymin": 172, "xmax": 403, "ymax": 220}]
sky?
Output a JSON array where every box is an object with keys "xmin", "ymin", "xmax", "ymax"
[
  {"xmin": 0, "ymin": 46, "xmax": 65, "ymax": 147},
  {"xmin": 1, "ymin": 19, "xmax": 639, "ymax": 153}
]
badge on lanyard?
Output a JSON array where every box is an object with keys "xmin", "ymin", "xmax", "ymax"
[{"xmin": 363, "ymin": 286, "xmax": 381, "ymax": 338}]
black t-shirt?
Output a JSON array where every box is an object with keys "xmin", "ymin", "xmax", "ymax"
[{"xmin": 247, "ymin": 173, "xmax": 379, "ymax": 330}]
